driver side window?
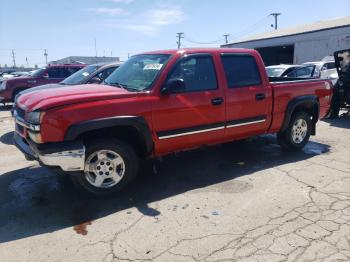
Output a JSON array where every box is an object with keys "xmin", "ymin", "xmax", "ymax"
[{"xmin": 167, "ymin": 55, "xmax": 218, "ymax": 92}]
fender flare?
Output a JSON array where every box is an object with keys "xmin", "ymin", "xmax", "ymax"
[
  {"xmin": 280, "ymin": 95, "xmax": 319, "ymax": 134},
  {"xmin": 64, "ymin": 116, "xmax": 154, "ymax": 154}
]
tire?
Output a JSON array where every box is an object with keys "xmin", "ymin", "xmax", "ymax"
[
  {"xmin": 71, "ymin": 138, "xmax": 139, "ymax": 196},
  {"xmin": 277, "ymin": 111, "xmax": 311, "ymax": 151}
]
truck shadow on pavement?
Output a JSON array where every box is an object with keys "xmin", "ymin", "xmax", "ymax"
[
  {"xmin": 0, "ymin": 131, "xmax": 14, "ymax": 145},
  {"xmin": 0, "ymin": 135, "xmax": 330, "ymax": 243}
]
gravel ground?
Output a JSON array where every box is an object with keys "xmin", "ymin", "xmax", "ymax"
[{"xmin": 0, "ymin": 106, "xmax": 350, "ymax": 262}]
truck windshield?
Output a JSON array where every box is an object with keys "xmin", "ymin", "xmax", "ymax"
[
  {"xmin": 104, "ymin": 54, "xmax": 171, "ymax": 91},
  {"xmin": 61, "ymin": 64, "xmax": 101, "ymax": 85}
]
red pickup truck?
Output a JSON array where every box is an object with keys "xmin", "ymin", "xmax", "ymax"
[
  {"xmin": 0, "ymin": 64, "xmax": 85, "ymax": 103},
  {"xmin": 13, "ymin": 48, "xmax": 332, "ymax": 195}
]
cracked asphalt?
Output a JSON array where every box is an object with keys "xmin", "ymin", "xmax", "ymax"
[{"xmin": 0, "ymin": 106, "xmax": 350, "ymax": 262}]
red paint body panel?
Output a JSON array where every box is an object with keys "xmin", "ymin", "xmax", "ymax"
[{"xmin": 16, "ymin": 48, "xmax": 333, "ymax": 157}]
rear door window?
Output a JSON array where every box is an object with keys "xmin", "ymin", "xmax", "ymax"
[{"xmin": 221, "ymin": 54, "xmax": 262, "ymax": 88}]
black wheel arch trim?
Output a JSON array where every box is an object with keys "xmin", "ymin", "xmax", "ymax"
[
  {"xmin": 64, "ymin": 116, "xmax": 154, "ymax": 154},
  {"xmin": 280, "ymin": 95, "xmax": 319, "ymax": 135}
]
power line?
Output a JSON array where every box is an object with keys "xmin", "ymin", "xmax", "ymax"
[
  {"xmin": 176, "ymin": 32, "xmax": 184, "ymax": 49},
  {"xmin": 184, "ymin": 36, "xmax": 221, "ymax": 45},
  {"xmin": 270, "ymin": 13, "xmax": 282, "ymax": 30}
]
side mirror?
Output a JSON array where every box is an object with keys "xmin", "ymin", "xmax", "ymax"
[
  {"xmin": 42, "ymin": 73, "xmax": 49, "ymax": 79},
  {"xmin": 161, "ymin": 78, "xmax": 185, "ymax": 94},
  {"xmin": 89, "ymin": 77, "xmax": 102, "ymax": 84}
]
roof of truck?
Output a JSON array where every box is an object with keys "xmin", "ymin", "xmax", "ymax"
[{"xmin": 140, "ymin": 48, "xmax": 256, "ymax": 55}]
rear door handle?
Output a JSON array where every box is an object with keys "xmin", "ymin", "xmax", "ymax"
[
  {"xmin": 255, "ymin": 93, "xmax": 266, "ymax": 101},
  {"xmin": 211, "ymin": 97, "xmax": 224, "ymax": 106}
]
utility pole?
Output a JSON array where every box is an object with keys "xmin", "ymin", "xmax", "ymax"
[
  {"xmin": 11, "ymin": 49, "xmax": 16, "ymax": 68},
  {"xmin": 94, "ymin": 38, "xmax": 97, "ymax": 57},
  {"xmin": 223, "ymin": 34, "xmax": 230, "ymax": 44},
  {"xmin": 176, "ymin": 32, "xmax": 184, "ymax": 49},
  {"xmin": 270, "ymin": 13, "xmax": 281, "ymax": 30},
  {"xmin": 44, "ymin": 49, "xmax": 48, "ymax": 65}
]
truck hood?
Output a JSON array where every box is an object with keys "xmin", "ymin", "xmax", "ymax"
[{"xmin": 17, "ymin": 84, "xmax": 133, "ymax": 111}]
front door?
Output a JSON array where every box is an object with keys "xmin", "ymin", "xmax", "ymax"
[{"xmin": 152, "ymin": 54, "xmax": 226, "ymax": 155}]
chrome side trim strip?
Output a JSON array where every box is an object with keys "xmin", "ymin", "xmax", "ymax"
[
  {"xmin": 158, "ymin": 126, "xmax": 225, "ymax": 140},
  {"xmin": 226, "ymin": 119, "xmax": 266, "ymax": 128}
]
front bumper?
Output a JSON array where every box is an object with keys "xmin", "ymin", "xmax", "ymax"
[{"xmin": 14, "ymin": 133, "xmax": 85, "ymax": 172}]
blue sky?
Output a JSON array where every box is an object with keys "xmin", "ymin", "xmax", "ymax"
[{"xmin": 0, "ymin": 0, "xmax": 349, "ymax": 67}]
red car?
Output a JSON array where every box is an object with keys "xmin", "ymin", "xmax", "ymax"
[
  {"xmin": 13, "ymin": 48, "xmax": 333, "ymax": 195},
  {"xmin": 0, "ymin": 64, "xmax": 85, "ymax": 103}
]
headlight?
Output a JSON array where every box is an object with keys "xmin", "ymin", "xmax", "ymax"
[
  {"xmin": 26, "ymin": 111, "xmax": 44, "ymax": 125},
  {"xmin": 0, "ymin": 81, "xmax": 6, "ymax": 91}
]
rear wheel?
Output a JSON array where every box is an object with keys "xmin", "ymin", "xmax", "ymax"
[
  {"xmin": 71, "ymin": 138, "xmax": 139, "ymax": 196},
  {"xmin": 277, "ymin": 111, "xmax": 311, "ymax": 151}
]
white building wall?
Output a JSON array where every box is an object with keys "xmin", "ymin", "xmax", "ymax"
[{"xmin": 226, "ymin": 26, "xmax": 350, "ymax": 64}]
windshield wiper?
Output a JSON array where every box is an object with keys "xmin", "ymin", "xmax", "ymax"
[{"xmin": 106, "ymin": 82, "xmax": 139, "ymax": 92}]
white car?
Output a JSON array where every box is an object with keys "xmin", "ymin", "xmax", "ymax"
[{"xmin": 303, "ymin": 60, "xmax": 337, "ymax": 79}]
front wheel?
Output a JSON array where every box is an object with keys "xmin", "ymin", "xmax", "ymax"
[
  {"xmin": 277, "ymin": 111, "xmax": 311, "ymax": 151},
  {"xmin": 71, "ymin": 138, "xmax": 139, "ymax": 196}
]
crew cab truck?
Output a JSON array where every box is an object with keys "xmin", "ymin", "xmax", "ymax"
[
  {"xmin": 0, "ymin": 64, "xmax": 85, "ymax": 103},
  {"xmin": 13, "ymin": 48, "xmax": 333, "ymax": 195}
]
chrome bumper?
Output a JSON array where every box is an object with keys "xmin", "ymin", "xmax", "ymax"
[{"xmin": 14, "ymin": 133, "xmax": 85, "ymax": 172}]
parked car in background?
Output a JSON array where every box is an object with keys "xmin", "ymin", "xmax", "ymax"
[
  {"xmin": 266, "ymin": 64, "xmax": 303, "ymax": 77},
  {"xmin": 9, "ymin": 71, "xmax": 30, "ymax": 77},
  {"xmin": 282, "ymin": 64, "xmax": 317, "ymax": 78},
  {"xmin": 16, "ymin": 62, "xmax": 121, "ymax": 98},
  {"xmin": 13, "ymin": 48, "xmax": 332, "ymax": 195},
  {"xmin": 303, "ymin": 60, "xmax": 337, "ymax": 79},
  {"xmin": 0, "ymin": 64, "xmax": 85, "ymax": 103}
]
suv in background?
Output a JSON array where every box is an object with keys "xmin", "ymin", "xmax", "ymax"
[
  {"xmin": 16, "ymin": 62, "xmax": 121, "ymax": 98},
  {"xmin": 303, "ymin": 60, "xmax": 337, "ymax": 79},
  {"xmin": 0, "ymin": 64, "xmax": 85, "ymax": 103}
]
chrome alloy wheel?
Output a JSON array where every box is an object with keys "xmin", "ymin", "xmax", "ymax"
[
  {"xmin": 84, "ymin": 150, "xmax": 125, "ymax": 188},
  {"xmin": 292, "ymin": 119, "xmax": 308, "ymax": 144}
]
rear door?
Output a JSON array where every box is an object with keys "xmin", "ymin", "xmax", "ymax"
[
  {"xmin": 220, "ymin": 53, "xmax": 273, "ymax": 139},
  {"xmin": 152, "ymin": 54, "xmax": 226, "ymax": 155}
]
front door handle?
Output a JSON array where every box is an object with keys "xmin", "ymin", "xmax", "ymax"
[
  {"xmin": 211, "ymin": 97, "xmax": 224, "ymax": 106},
  {"xmin": 255, "ymin": 93, "xmax": 266, "ymax": 101}
]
